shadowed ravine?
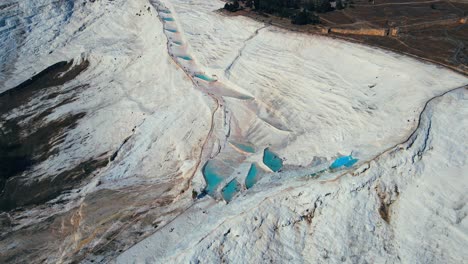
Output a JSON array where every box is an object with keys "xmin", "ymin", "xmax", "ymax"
[{"xmin": 0, "ymin": 59, "xmax": 101, "ymax": 211}]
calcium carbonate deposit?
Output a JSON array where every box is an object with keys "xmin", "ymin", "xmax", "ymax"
[{"xmin": 0, "ymin": 0, "xmax": 466, "ymax": 263}]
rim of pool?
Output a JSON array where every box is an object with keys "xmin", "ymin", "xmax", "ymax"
[{"xmin": 194, "ymin": 74, "xmax": 217, "ymax": 82}]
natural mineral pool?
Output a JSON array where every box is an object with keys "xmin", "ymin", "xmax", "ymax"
[
  {"xmin": 195, "ymin": 74, "xmax": 216, "ymax": 82},
  {"xmin": 163, "ymin": 17, "xmax": 175, "ymax": 21},
  {"xmin": 237, "ymin": 95, "xmax": 255, "ymax": 100},
  {"xmin": 263, "ymin": 148, "xmax": 283, "ymax": 172},
  {"xmin": 221, "ymin": 180, "xmax": 240, "ymax": 202},
  {"xmin": 245, "ymin": 163, "xmax": 259, "ymax": 189},
  {"xmin": 230, "ymin": 141, "xmax": 255, "ymax": 153},
  {"xmin": 165, "ymin": 28, "xmax": 178, "ymax": 33},
  {"xmin": 178, "ymin": 55, "xmax": 192, "ymax": 61},
  {"xmin": 160, "ymin": 10, "xmax": 171, "ymax": 14},
  {"xmin": 203, "ymin": 161, "xmax": 223, "ymax": 194},
  {"xmin": 172, "ymin": 41, "xmax": 183, "ymax": 45},
  {"xmin": 329, "ymin": 155, "xmax": 358, "ymax": 169}
]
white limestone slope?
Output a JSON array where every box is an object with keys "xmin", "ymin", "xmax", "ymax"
[
  {"xmin": 1, "ymin": 0, "xmax": 212, "ymax": 187},
  {"xmin": 0, "ymin": 0, "xmax": 467, "ymax": 262},
  {"xmin": 227, "ymin": 30, "xmax": 467, "ymax": 163},
  {"xmin": 159, "ymin": 0, "xmax": 261, "ymax": 70},
  {"xmin": 117, "ymin": 86, "xmax": 468, "ymax": 264},
  {"xmin": 1, "ymin": 0, "xmax": 212, "ymax": 261},
  {"xmin": 167, "ymin": 0, "xmax": 467, "ymax": 168},
  {"xmin": 116, "ymin": 0, "xmax": 468, "ymax": 262}
]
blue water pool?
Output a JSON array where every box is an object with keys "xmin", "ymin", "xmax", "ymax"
[
  {"xmin": 165, "ymin": 28, "xmax": 177, "ymax": 33},
  {"xmin": 195, "ymin": 74, "xmax": 216, "ymax": 82},
  {"xmin": 163, "ymin": 17, "xmax": 174, "ymax": 21},
  {"xmin": 263, "ymin": 148, "xmax": 283, "ymax": 172},
  {"xmin": 203, "ymin": 161, "xmax": 223, "ymax": 195},
  {"xmin": 329, "ymin": 155, "xmax": 359, "ymax": 169},
  {"xmin": 172, "ymin": 41, "xmax": 183, "ymax": 45},
  {"xmin": 178, "ymin": 55, "xmax": 192, "ymax": 61},
  {"xmin": 231, "ymin": 141, "xmax": 255, "ymax": 153},
  {"xmin": 161, "ymin": 10, "xmax": 171, "ymax": 14},
  {"xmin": 222, "ymin": 180, "xmax": 240, "ymax": 202},
  {"xmin": 245, "ymin": 163, "xmax": 259, "ymax": 189}
]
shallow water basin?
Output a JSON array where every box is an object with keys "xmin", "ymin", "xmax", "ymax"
[
  {"xmin": 222, "ymin": 180, "xmax": 240, "ymax": 202},
  {"xmin": 245, "ymin": 163, "xmax": 259, "ymax": 189},
  {"xmin": 329, "ymin": 155, "xmax": 358, "ymax": 169},
  {"xmin": 178, "ymin": 55, "xmax": 192, "ymax": 61},
  {"xmin": 195, "ymin": 74, "xmax": 216, "ymax": 82},
  {"xmin": 230, "ymin": 141, "xmax": 255, "ymax": 153},
  {"xmin": 263, "ymin": 148, "xmax": 283, "ymax": 172},
  {"xmin": 203, "ymin": 161, "xmax": 224, "ymax": 195}
]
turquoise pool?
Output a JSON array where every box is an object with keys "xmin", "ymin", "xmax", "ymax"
[
  {"xmin": 203, "ymin": 161, "xmax": 223, "ymax": 195},
  {"xmin": 329, "ymin": 155, "xmax": 358, "ymax": 169},
  {"xmin": 163, "ymin": 17, "xmax": 175, "ymax": 21},
  {"xmin": 231, "ymin": 141, "xmax": 255, "ymax": 153},
  {"xmin": 222, "ymin": 180, "xmax": 240, "ymax": 202},
  {"xmin": 263, "ymin": 148, "xmax": 283, "ymax": 172},
  {"xmin": 195, "ymin": 74, "xmax": 216, "ymax": 82},
  {"xmin": 245, "ymin": 163, "xmax": 259, "ymax": 189},
  {"xmin": 165, "ymin": 28, "xmax": 177, "ymax": 33},
  {"xmin": 178, "ymin": 55, "xmax": 192, "ymax": 61}
]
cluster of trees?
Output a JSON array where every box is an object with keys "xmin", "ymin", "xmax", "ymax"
[
  {"xmin": 254, "ymin": 0, "xmax": 349, "ymax": 13},
  {"xmin": 224, "ymin": 1, "xmax": 241, "ymax": 12},
  {"xmin": 225, "ymin": 0, "xmax": 349, "ymax": 25},
  {"xmin": 291, "ymin": 9, "xmax": 320, "ymax": 25},
  {"xmin": 224, "ymin": 0, "xmax": 254, "ymax": 12}
]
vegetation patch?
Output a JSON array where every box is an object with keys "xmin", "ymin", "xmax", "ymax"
[{"xmin": 224, "ymin": 0, "xmax": 350, "ymax": 25}]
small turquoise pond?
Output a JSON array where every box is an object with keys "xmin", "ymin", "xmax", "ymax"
[
  {"xmin": 178, "ymin": 55, "xmax": 192, "ymax": 61},
  {"xmin": 245, "ymin": 163, "xmax": 259, "ymax": 189},
  {"xmin": 203, "ymin": 161, "xmax": 223, "ymax": 195},
  {"xmin": 165, "ymin": 28, "xmax": 177, "ymax": 33},
  {"xmin": 222, "ymin": 180, "xmax": 240, "ymax": 202},
  {"xmin": 161, "ymin": 10, "xmax": 171, "ymax": 14},
  {"xmin": 172, "ymin": 41, "xmax": 183, "ymax": 45},
  {"xmin": 195, "ymin": 74, "xmax": 216, "ymax": 82},
  {"xmin": 263, "ymin": 148, "xmax": 283, "ymax": 172},
  {"xmin": 163, "ymin": 17, "xmax": 174, "ymax": 21},
  {"xmin": 231, "ymin": 141, "xmax": 255, "ymax": 153},
  {"xmin": 329, "ymin": 155, "xmax": 358, "ymax": 169}
]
